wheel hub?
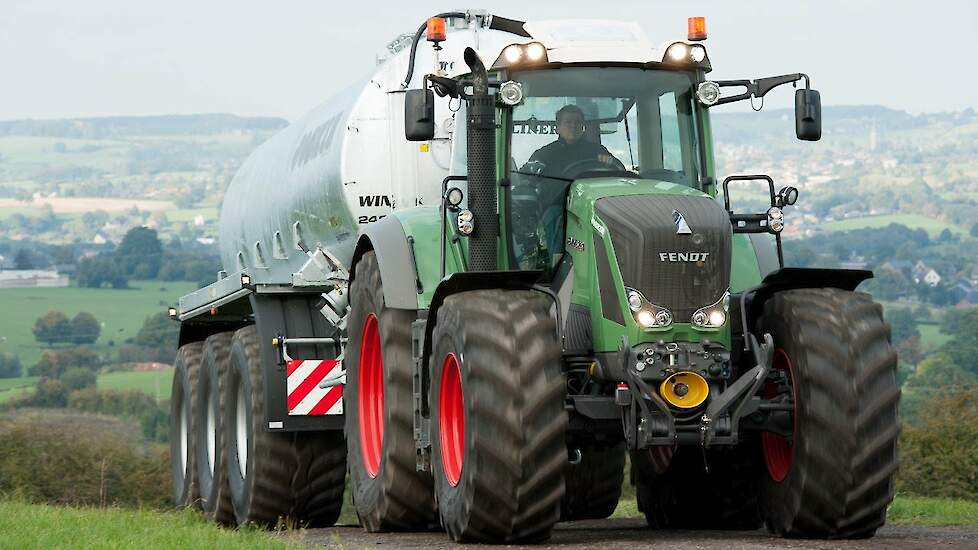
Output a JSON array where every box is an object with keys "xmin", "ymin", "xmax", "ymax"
[
  {"xmin": 439, "ymin": 353, "xmax": 464, "ymax": 487},
  {"xmin": 358, "ymin": 313, "xmax": 384, "ymax": 478},
  {"xmin": 762, "ymin": 348, "xmax": 795, "ymax": 482}
]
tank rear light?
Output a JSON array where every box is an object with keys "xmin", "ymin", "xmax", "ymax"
[
  {"xmin": 426, "ymin": 17, "xmax": 447, "ymax": 42},
  {"xmin": 688, "ymin": 17, "xmax": 707, "ymax": 41}
]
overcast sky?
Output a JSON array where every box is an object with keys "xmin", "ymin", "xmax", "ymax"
[{"xmin": 2, "ymin": 1, "xmax": 976, "ymax": 121}]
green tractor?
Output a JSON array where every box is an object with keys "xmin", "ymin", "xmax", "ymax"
[{"xmin": 170, "ymin": 12, "xmax": 898, "ymax": 544}]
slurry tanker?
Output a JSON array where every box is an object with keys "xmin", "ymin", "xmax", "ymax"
[{"xmin": 169, "ymin": 11, "xmax": 899, "ymax": 543}]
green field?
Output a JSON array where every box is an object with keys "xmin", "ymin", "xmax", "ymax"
[
  {"xmin": 919, "ymin": 323, "xmax": 952, "ymax": 350},
  {"xmin": 825, "ymin": 214, "xmax": 967, "ymax": 237},
  {"xmin": 0, "ymin": 502, "xmax": 304, "ymax": 550},
  {"xmin": 0, "ymin": 280, "xmax": 196, "ymax": 367},
  {"xmin": 98, "ymin": 369, "xmax": 174, "ymax": 401},
  {"xmin": 0, "ymin": 370, "xmax": 174, "ymax": 404}
]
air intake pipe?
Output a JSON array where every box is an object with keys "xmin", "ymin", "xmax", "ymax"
[{"xmin": 463, "ymin": 47, "xmax": 497, "ymax": 271}]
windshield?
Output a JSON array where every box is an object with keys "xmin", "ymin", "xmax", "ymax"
[{"xmin": 505, "ymin": 67, "xmax": 702, "ymax": 272}]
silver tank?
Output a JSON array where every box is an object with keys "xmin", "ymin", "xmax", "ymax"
[{"xmin": 217, "ymin": 22, "xmax": 519, "ymax": 283}]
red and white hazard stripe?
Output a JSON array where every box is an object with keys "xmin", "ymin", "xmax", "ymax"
[{"xmin": 286, "ymin": 359, "xmax": 344, "ymax": 416}]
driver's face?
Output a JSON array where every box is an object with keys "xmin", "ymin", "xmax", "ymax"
[{"xmin": 557, "ymin": 115, "xmax": 584, "ymax": 144}]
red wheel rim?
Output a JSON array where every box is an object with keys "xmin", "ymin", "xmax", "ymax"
[
  {"xmin": 358, "ymin": 314, "xmax": 384, "ymax": 478},
  {"xmin": 439, "ymin": 353, "xmax": 464, "ymax": 487},
  {"xmin": 762, "ymin": 348, "xmax": 796, "ymax": 482}
]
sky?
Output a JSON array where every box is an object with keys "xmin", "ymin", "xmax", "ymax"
[{"xmin": 1, "ymin": 1, "xmax": 976, "ymax": 122}]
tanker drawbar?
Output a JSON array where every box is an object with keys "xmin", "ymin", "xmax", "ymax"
[{"xmin": 170, "ymin": 10, "xmax": 899, "ymax": 544}]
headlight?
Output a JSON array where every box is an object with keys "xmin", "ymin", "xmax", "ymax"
[
  {"xmin": 626, "ymin": 287, "xmax": 673, "ymax": 329},
  {"xmin": 457, "ymin": 209, "xmax": 474, "ymax": 235},
  {"xmin": 502, "ymin": 44, "xmax": 523, "ymax": 64},
  {"xmin": 666, "ymin": 43, "xmax": 689, "ymax": 62},
  {"xmin": 696, "ymin": 81, "xmax": 721, "ymax": 106},
  {"xmin": 691, "ymin": 291, "xmax": 729, "ymax": 330},
  {"xmin": 525, "ymin": 42, "xmax": 547, "ymax": 61},
  {"xmin": 767, "ymin": 207, "xmax": 784, "ymax": 233},
  {"xmin": 690, "ymin": 44, "xmax": 706, "ymax": 63},
  {"xmin": 498, "ymin": 81, "xmax": 524, "ymax": 106}
]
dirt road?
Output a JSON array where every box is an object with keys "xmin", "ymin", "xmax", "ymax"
[{"xmin": 300, "ymin": 519, "xmax": 978, "ymax": 549}]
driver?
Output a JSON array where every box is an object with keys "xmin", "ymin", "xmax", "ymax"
[{"xmin": 525, "ymin": 104, "xmax": 621, "ymax": 177}]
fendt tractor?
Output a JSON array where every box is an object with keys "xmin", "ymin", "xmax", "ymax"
[{"xmin": 169, "ymin": 11, "xmax": 900, "ymax": 543}]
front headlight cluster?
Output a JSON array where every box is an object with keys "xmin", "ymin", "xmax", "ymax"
[
  {"xmin": 691, "ymin": 291, "xmax": 730, "ymax": 330},
  {"xmin": 626, "ymin": 287, "xmax": 673, "ymax": 329}
]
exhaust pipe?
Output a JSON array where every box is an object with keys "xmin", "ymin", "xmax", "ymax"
[{"xmin": 463, "ymin": 47, "xmax": 497, "ymax": 271}]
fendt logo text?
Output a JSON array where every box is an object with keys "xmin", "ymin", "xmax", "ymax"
[{"xmin": 658, "ymin": 252, "xmax": 710, "ymax": 262}]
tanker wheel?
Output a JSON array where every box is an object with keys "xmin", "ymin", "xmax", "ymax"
[
  {"xmin": 560, "ymin": 442, "xmax": 626, "ymax": 521},
  {"xmin": 169, "ymin": 341, "xmax": 204, "ymax": 508},
  {"xmin": 430, "ymin": 290, "xmax": 567, "ymax": 543},
  {"xmin": 195, "ymin": 332, "xmax": 236, "ymax": 524},
  {"xmin": 632, "ymin": 445, "xmax": 761, "ymax": 530},
  {"xmin": 225, "ymin": 325, "xmax": 298, "ymax": 527},
  {"xmin": 290, "ymin": 430, "xmax": 347, "ymax": 528},
  {"xmin": 757, "ymin": 288, "xmax": 899, "ymax": 539},
  {"xmin": 345, "ymin": 251, "xmax": 436, "ymax": 531}
]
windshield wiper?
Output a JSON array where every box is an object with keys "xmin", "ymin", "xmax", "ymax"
[{"xmin": 511, "ymin": 170, "xmax": 574, "ymax": 183}]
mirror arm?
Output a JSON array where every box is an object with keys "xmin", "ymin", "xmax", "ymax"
[{"xmin": 713, "ymin": 73, "xmax": 810, "ymax": 106}]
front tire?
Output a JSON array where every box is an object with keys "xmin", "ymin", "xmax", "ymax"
[
  {"xmin": 345, "ymin": 251, "xmax": 436, "ymax": 531},
  {"xmin": 758, "ymin": 288, "xmax": 899, "ymax": 538},
  {"xmin": 170, "ymin": 342, "xmax": 204, "ymax": 508},
  {"xmin": 430, "ymin": 290, "xmax": 567, "ymax": 543}
]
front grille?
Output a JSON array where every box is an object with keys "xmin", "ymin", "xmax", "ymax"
[{"xmin": 594, "ymin": 194, "xmax": 731, "ymax": 321}]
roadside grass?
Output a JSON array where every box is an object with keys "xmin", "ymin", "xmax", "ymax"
[
  {"xmin": 0, "ymin": 501, "xmax": 305, "ymax": 550},
  {"xmin": 0, "ymin": 280, "xmax": 196, "ymax": 367},
  {"xmin": 611, "ymin": 495, "xmax": 978, "ymax": 526},
  {"xmin": 824, "ymin": 214, "xmax": 967, "ymax": 237},
  {"xmin": 888, "ymin": 496, "xmax": 978, "ymax": 526}
]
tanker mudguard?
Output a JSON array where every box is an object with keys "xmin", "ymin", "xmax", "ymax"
[
  {"xmin": 734, "ymin": 267, "xmax": 873, "ymax": 333},
  {"xmin": 352, "ymin": 216, "xmax": 422, "ymax": 310}
]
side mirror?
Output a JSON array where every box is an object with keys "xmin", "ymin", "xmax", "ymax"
[
  {"xmin": 405, "ymin": 88, "xmax": 435, "ymax": 141},
  {"xmin": 795, "ymin": 88, "xmax": 821, "ymax": 141}
]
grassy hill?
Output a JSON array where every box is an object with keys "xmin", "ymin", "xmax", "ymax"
[{"xmin": 0, "ymin": 280, "xmax": 196, "ymax": 367}]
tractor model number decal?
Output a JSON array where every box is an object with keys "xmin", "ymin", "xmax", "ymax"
[
  {"xmin": 286, "ymin": 359, "xmax": 344, "ymax": 415},
  {"xmin": 567, "ymin": 237, "xmax": 585, "ymax": 252},
  {"xmin": 658, "ymin": 252, "xmax": 710, "ymax": 262}
]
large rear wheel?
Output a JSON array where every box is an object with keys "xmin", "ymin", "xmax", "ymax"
[
  {"xmin": 344, "ymin": 251, "xmax": 436, "ymax": 531},
  {"xmin": 170, "ymin": 342, "xmax": 204, "ymax": 508},
  {"xmin": 225, "ymin": 325, "xmax": 297, "ymax": 527},
  {"xmin": 430, "ymin": 290, "xmax": 567, "ymax": 543},
  {"xmin": 757, "ymin": 288, "xmax": 899, "ymax": 538}
]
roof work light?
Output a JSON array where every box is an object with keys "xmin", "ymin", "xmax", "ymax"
[
  {"xmin": 492, "ymin": 42, "xmax": 549, "ymax": 69},
  {"xmin": 688, "ymin": 17, "xmax": 707, "ymax": 41}
]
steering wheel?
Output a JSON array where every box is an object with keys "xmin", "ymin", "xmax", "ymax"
[{"xmin": 560, "ymin": 156, "xmax": 627, "ymax": 178}]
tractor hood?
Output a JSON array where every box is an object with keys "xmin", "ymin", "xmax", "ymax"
[{"xmin": 569, "ymin": 177, "xmax": 733, "ymax": 324}]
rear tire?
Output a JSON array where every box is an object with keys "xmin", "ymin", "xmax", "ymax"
[
  {"xmin": 633, "ymin": 445, "xmax": 761, "ymax": 529},
  {"xmin": 345, "ymin": 251, "xmax": 436, "ymax": 531},
  {"xmin": 560, "ymin": 442, "xmax": 625, "ymax": 521},
  {"xmin": 225, "ymin": 325, "xmax": 297, "ymax": 527},
  {"xmin": 291, "ymin": 431, "xmax": 347, "ymax": 528},
  {"xmin": 430, "ymin": 290, "xmax": 567, "ymax": 543},
  {"xmin": 757, "ymin": 288, "xmax": 899, "ymax": 539},
  {"xmin": 195, "ymin": 332, "xmax": 235, "ymax": 524},
  {"xmin": 170, "ymin": 341, "xmax": 204, "ymax": 508}
]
